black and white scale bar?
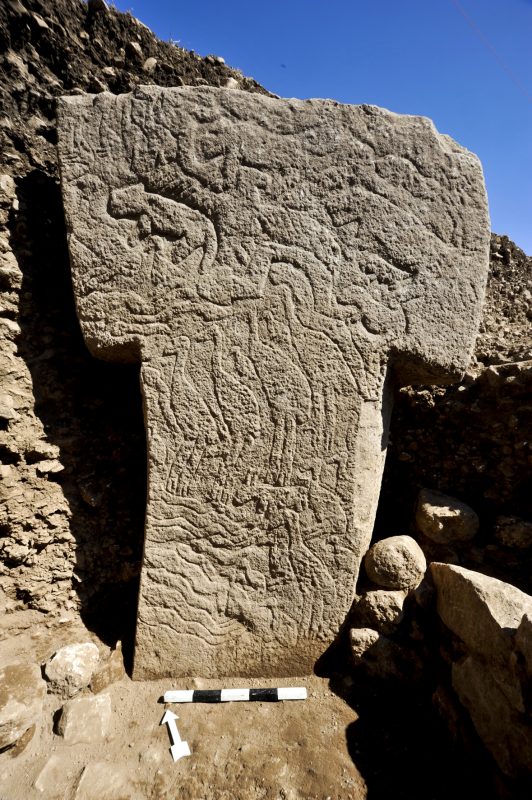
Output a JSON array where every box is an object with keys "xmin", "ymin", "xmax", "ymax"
[{"xmin": 164, "ymin": 687, "xmax": 307, "ymax": 703}]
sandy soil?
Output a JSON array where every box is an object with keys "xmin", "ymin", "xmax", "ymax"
[{"xmin": 0, "ymin": 616, "xmax": 366, "ymax": 800}]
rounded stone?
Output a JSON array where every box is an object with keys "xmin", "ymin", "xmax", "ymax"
[
  {"xmin": 353, "ymin": 589, "xmax": 406, "ymax": 634},
  {"xmin": 416, "ymin": 489, "xmax": 479, "ymax": 544},
  {"xmin": 44, "ymin": 642, "xmax": 100, "ymax": 697},
  {"xmin": 364, "ymin": 535, "xmax": 426, "ymax": 590},
  {"xmin": 0, "ymin": 662, "xmax": 46, "ymax": 750}
]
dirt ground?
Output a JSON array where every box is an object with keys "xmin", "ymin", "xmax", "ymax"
[
  {"xmin": 0, "ymin": 613, "xmax": 496, "ymax": 800},
  {"xmin": 0, "ymin": 616, "xmax": 365, "ymax": 800}
]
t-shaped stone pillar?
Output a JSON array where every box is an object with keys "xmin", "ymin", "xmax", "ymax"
[{"xmin": 58, "ymin": 87, "xmax": 489, "ymax": 678}]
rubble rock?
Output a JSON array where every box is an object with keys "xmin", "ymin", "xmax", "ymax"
[
  {"xmin": 452, "ymin": 654, "xmax": 532, "ymax": 778},
  {"xmin": 351, "ymin": 589, "xmax": 406, "ymax": 634},
  {"xmin": 349, "ymin": 627, "xmax": 410, "ymax": 680},
  {"xmin": 0, "ymin": 662, "xmax": 46, "ymax": 750},
  {"xmin": 142, "ymin": 57, "xmax": 157, "ymax": 73},
  {"xmin": 34, "ymin": 753, "xmax": 72, "ymax": 795},
  {"xmin": 364, "ymin": 536, "xmax": 427, "ymax": 590},
  {"xmin": 90, "ymin": 642, "xmax": 126, "ymax": 693},
  {"xmin": 56, "ymin": 692, "xmax": 111, "ymax": 744},
  {"xmin": 515, "ymin": 614, "xmax": 532, "ymax": 681},
  {"xmin": 44, "ymin": 642, "xmax": 100, "ymax": 697},
  {"xmin": 349, "ymin": 627, "xmax": 380, "ymax": 661},
  {"xmin": 430, "ymin": 562, "xmax": 532, "ymax": 665},
  {"xmin": 74, "ymin": 761, "xmax": 140, "ymax": 799},
  {"xmin": 432, "ymin": 563, "xmax": 532, "ymax": 779},
  {"xmin": 415, "ymin": 489, "xmax": 479, "ymax": 543}
]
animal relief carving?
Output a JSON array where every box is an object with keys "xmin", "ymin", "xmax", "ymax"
[{"xmin": 58, "ymin": 87, "xmax": 489, "ymax": 677}]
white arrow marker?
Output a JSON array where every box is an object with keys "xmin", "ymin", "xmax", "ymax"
[{"xmin": 161, "ymin": 709, "xmax": 191, "ymax": 762}]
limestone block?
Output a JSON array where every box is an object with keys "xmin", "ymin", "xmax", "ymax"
[
  {"xmin": 74, "ymin": 762, "xmax": 140, "ymax": 800},
  {"xmin": 56, "ymin": 693, "xmax": 111, "ymax": 744},
  {"xmin": 430, "ymin": 562, "xmax": 532, "ymax": 667},
  {"xmin": 415, "ymin": 488, "xmax": 479, "ymax": 543},
  {"xmin": 452, "ymin": 655, "xmax": 532, "ymax": 778},
  {"xmin": 364, "ymin": 535, "xmax": 426, "ymax": 590},
  {"xmin": 351, "ymin": 589, "xmax": 406, "ymax": 634},
  {"xmin": 44, "ymin": 642, "xmax": 100, "ymax": 697},
  {"xmin": 0, "ymin": 662, "xmax": 46, "ymax": 750},
  {"xmin": 34, "ymin": 754, "xmax": 73, "ymax": 796},
  {"xmin": 57, "ymin": 86, "xmax": 489, "ymax": 677}
]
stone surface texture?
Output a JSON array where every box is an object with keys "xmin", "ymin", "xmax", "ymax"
[
  {"xmin": 364, "ymin": 535, "xmax": 427, "ymax": 590},
  {"xmin": 351, "ymin": 589, "xmax": 406, "ymax": 634},
  {"xmin": 44, "ymin": 642, "xmax": 100, "ymax": 697},
  {"xmin": 415, "ymin": 488, "xmax": 479, "ymax": 543},
  {"xmin": 349, "ymin": 627, "xmax": 408, "ymax": 681},
  {"xmin": 431, "ymin": 562, "xmax": 532, "ymax": 778},
  {"xmin": 90, "ymin": 642, "xmax": 126, "ymax": 694},
  {"xmin": 74, "ymin": 761, "xmax": 141, "ymax": 800},
  {"xmin": 56, "ymin": 692, "xmax": 111, "ymax": 744},
  {"xmin": 0, "ymin": 662, "xmax": 46, "ymax": 750},
  {"xmin": 57, "ymin": 85, "xmax": 489, "ymax": 677}
]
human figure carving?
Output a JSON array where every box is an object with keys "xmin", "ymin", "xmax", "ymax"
[
  {"xmin": 247, "ymin": 308, "xmax": 311, "ymax": 487},
  {"xmin": 58, "ymin": 86, "xmax": 490, "ymax": 678},
  {"xmin": 166, "ymin": 335, "xmax": 221, "ymax": 496},
  {"xmin": 210, "ymin": 326, "xmax": 261, "ymax": 502}
]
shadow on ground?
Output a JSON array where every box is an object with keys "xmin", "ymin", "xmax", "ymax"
[{"xmin": 314, "ymin": 634, "xmax": 498, "ymax": 800}]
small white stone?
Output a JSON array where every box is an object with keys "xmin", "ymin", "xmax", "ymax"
[
  {"xmin": 34, "ymin": 754, "xmax": 66, "ymax": 794},
  {"xmin": 143, "ymin": 57, "xmax": 158, "ymax": 73},
  {"xmin": 36, "ymin": 459, "xmax": 64, "ymax": 475}
]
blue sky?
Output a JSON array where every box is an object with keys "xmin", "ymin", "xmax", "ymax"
[{"xmin": 114, "ymin": 0, "xmax": 532, "ymax": 253}]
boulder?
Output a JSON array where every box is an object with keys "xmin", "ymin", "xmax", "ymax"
[
  {"xmin": 415, "ymin": 489, "xmax": 479, "ymax": 544},
  {"xmin": 430, "ymin": 562, "xmax": 532, "ymax": 667},
  {"xmin": 44, "ymin": 642, "xmax": 100, "ymax": 697},
  {"xmin": 431, "ymin": 562, "xmax": 532, "ymax": 779},
  {"xmin": 351, "ymin": 589, "xmax": 406, "ymax": 634},
  {"xmin": 56, "ymin": 693, "xmax": 111, "ymax": 744},
  {"xmin": 0, "ymin": 662, "xmax": 46, "ymax": 751},
  {"xmin": 452, "ymin": 655, "xmax": 532, "ymax": 778},
  {"xmin": 364, "ymin": 536, "xmax": 426, "ymax": 590}
]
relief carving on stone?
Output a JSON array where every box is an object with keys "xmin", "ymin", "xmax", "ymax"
[{"xmin": 58, "ymin": 87, "xmax": 489, "ymax": 677}]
